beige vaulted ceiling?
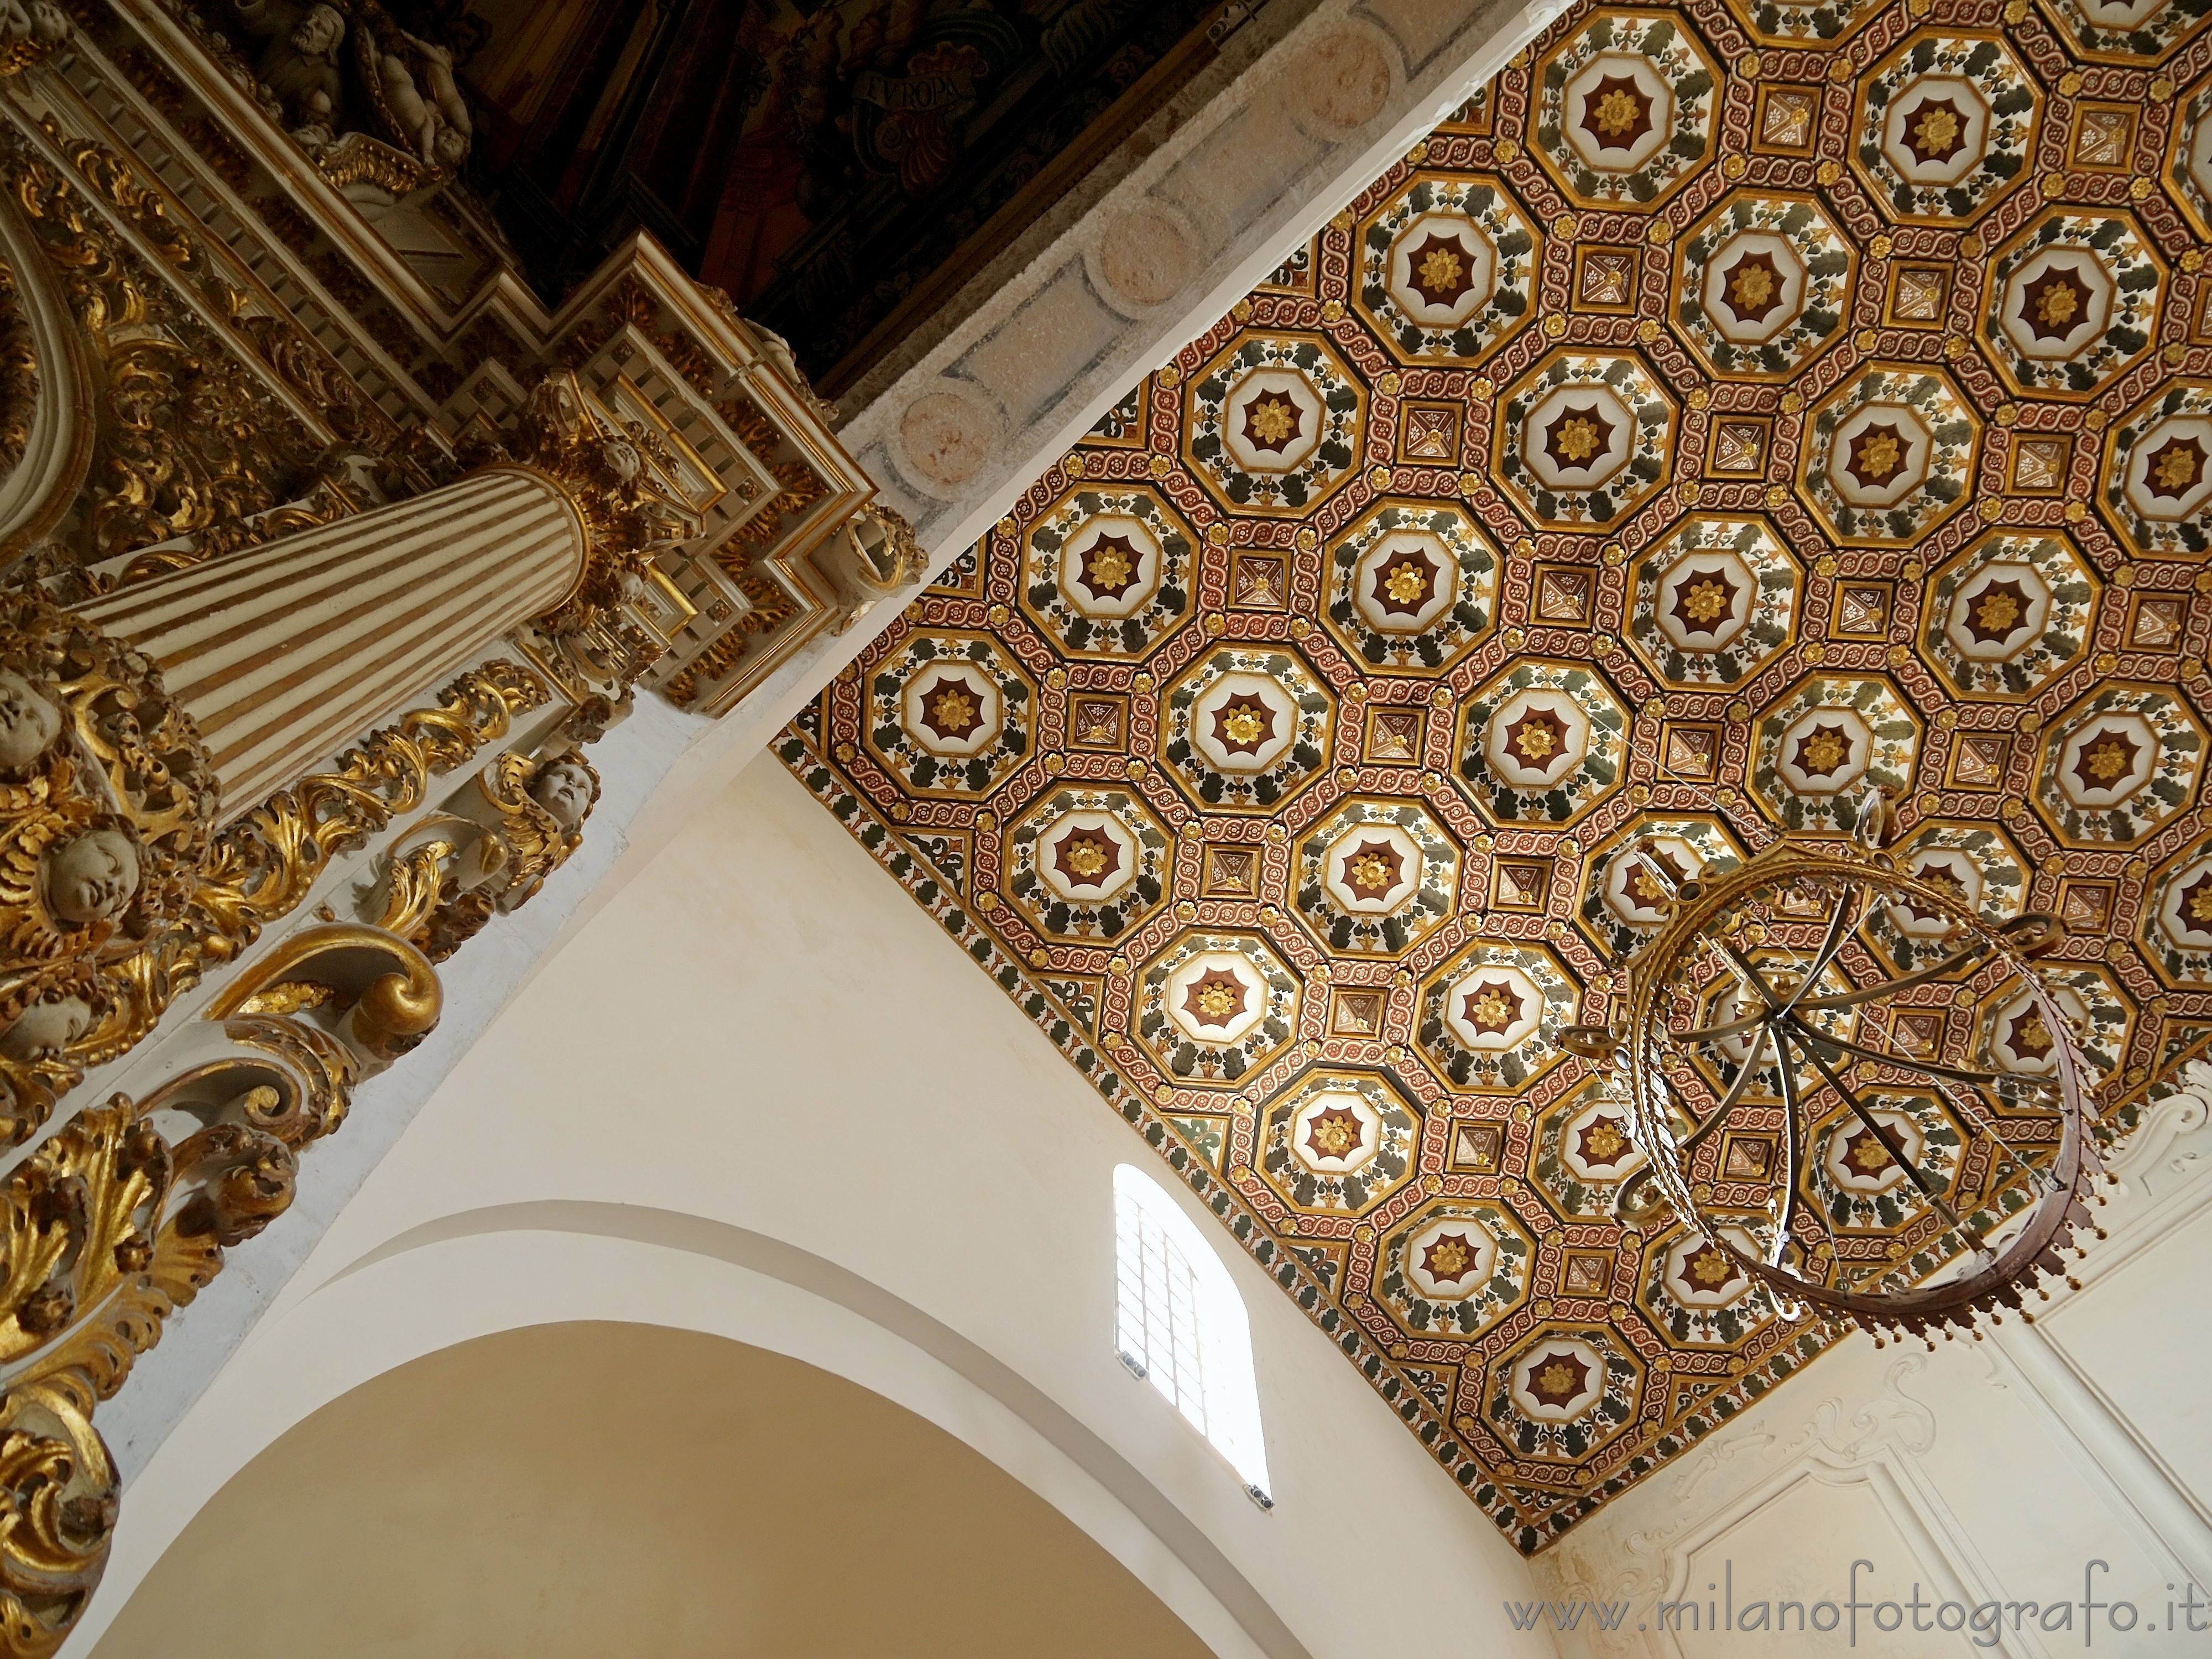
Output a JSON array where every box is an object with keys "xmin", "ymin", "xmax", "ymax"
[{"xmin": 91, "ymin": 1324, "xmax": 1212, "ymax": 1658}]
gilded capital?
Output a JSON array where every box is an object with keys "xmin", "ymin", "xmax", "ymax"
[{"xmin": 498, "ymin": 374, "xmax": 695, "ymax": 638}]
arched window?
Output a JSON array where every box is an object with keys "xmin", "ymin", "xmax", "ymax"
[{"xmin": 1112, "ymin": 1164, "xmax": 1272, "ymax": 1506}]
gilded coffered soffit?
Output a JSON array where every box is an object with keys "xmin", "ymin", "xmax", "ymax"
[{"xmin": 783, "ymin": 0, "xmax": 2212, "ymax": 1548}]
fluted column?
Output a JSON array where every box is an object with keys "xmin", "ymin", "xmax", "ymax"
[{"xmin": 77, "ymin": 466, "xmax": 585, "ymax": 816}]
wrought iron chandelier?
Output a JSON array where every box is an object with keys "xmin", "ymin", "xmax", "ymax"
[{"xmin": 1563, "ymin": 800, "xmax": 2107, "ymax": 1348}]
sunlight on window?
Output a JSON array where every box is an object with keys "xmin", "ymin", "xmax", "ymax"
[{"xmin": 1113, "ymin": 1164, "xmax": 1272, "ymax": 1506}]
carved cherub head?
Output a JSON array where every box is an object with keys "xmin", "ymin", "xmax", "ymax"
[
  {"xmin": 293, "ymin": 3, "xmax": 345, "ymax": 58},
  {"xmin": 599, "ymin": 436, "xmax": 642, "ymax": 489},
  {"xmin": 41, "ymin": 825, "xmax": 140, "ymax": 927},
  {"xmin": 432, "ymin": 121, "xmax": 470, "ymax": 169},
  {"xmin": 526, "ymin": 755, "xmax": 597, "ymax": 832},
  {"xmin": 0, "ymin": 669, "xmax": 61, "ymax": 775},
  {"xmin": 0, "ymin": 990, "xmax": 90, "ymax": 1062}
]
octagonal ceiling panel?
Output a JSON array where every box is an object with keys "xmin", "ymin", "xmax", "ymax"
[{"xmin": 789, "ymin": 0, "xmax": 2212, "ymax": 1556}]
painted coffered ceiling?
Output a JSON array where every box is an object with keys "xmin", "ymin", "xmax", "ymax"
[{"xmin": 780, "ymin": 0, "xmax": 2212, "ymax": 1550}]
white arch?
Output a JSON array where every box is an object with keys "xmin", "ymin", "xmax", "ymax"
[{"xmin": 70, "ymin": 1203, "xmax": 1303, "ymax": 1659}]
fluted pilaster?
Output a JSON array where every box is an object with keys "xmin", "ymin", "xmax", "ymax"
[{"xmin": 79, "ymin": 467, "xmax": 585, "ymax": 815}]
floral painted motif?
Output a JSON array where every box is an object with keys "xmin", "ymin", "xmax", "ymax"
[
  {"xmin": 1674, "ymin": 192, "xmax": 1852, "ymax": 380},
  {"xmin": 1376, "ymin": 1201, "xmax": 1535, "ymax": 1337},
  {"xmin": 1800, "ymin": 364, "xmax": 1978, "ymax": 546},
  {"xmin": 1019, "ymin": 483, "xmax": 1194, "ymax": 658},
  {"xmin": 1296, "ymin": 798, "xmax": 1459, "ymax": 955},
  {"xmin": 1533, "ymin": 11, "xmax": 1719, "ymax": 211},
  {"xmin": 1160, "ymin": 646, "xmax": 1334, "ymax": 811},
  {"xmin": 1496, "ymin": 352, "xmax": 1675, "ymax": 529},
  {"xmin": 1751, "ymin": 676, "xmax": 1920, "ymax": 833},
  {"xmin": 1005, "ymin": 787, "xmax": 1171, "ymax": 941},
  {"xmin": 1258, "ymin": 1071, "xmax": 1422, "ymax": 1217},
  {"xmin": 1981, "ymin": 212, "xmax": 2161, "ymax": 400},
  {"xmin": 1853, "ymin": 33, "xmax": 2039, "ymax": 223},
  {"xmin": 1455, "ymin": 659, "xmax": 1630, "ymax": 825},
  {"xmin": 864, "ymin": 632, "xmax": 1033, "ymax": 797},
  {"xmin": 2035, "ymin": 682, "xmax": 2206, "ymax": 845},
  {"xmin": 1325, "ymin": 499, "xmax": 1499, "ymax": 672},
  {"xmin": 1418, "ymin": 941, "xmax": 1580, "ymax": 1092},
  {"xmin": 1921, "ymin": 531, "xmax": 2096, "ymax": 698},
  {"xmin": 1183, "ymin": 333, "xmax": 1365, "ymax": 515},
  {"xmin": 1139, "ymin": 931, "xmax": 1301, "ymax": 1083},
  {"xmin": 1630, "ymin": 517, "xmax": 1798, "ymax": 687},
  {"xmin": 1358, "ymin": 171, "xmax": 1539, "ymax": 361}
]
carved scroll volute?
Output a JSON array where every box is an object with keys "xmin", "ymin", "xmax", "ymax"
[
  {"xmin": 0, "ymin": 593, "xmax": 217, "ymax": 1146},
  {"xmin": 0, "ymin": 137, "xmax": 93, "ymax": 568},
  {"xmin": 0, "ymin": 1001, "xmax": 363, "ymax": 1656},
  {"xmin": 0, "ymin": 1375, "xmax": 116, "ymax": 1659}
]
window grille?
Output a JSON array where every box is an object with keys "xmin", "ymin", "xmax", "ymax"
[{"xmin": 1112, "ymin": 1165, "xmax": 1272, "ymax": 1506}]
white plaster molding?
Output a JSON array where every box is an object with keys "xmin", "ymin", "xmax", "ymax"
[
  {"xmin": 1535, "ymin": 1352, "xmax": 2046, "ymax": 1659},
  {"xmin": 2102, "ymin": 1059, "xmax": 2212, "ymax": 1204},
  {"xmin": 1983, "ymin": 1316, "xmax": 2212, "ymax": 1594},
  {"xmin": 836, "ymin": 0, "xmax": 1551, "ymax": 567}
]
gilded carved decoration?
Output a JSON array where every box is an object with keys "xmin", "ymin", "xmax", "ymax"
[
  {"xmin": 98, "ymin": 662, "xmax": 551, "ymax": 1061},
  {"xmin": 0, "ymin": 647, "xmax": 544, "ymax": 1147},
  {"xmin": 0, "ymin": 592, "xmax": 214, "ymax": 1146},
  {"xmin": 478, "ymin": 374, "xmax": 695, "ymax": 638},
  {"xmin": 0, "ymin": 10, "xmax": 853, "ymax": 1647},
  {"xmin": 0, "ymin": 258, "xmax": 33, "ymax": 479},
  {"xmin": 375, "ymin": 747, "xmax": 601, "ymax": 963},
  {"xmin": 0, "ymin": 920, "xmax": 432, "ymax": 1656},
  {"xmin": 0, "ymin": 4, "xmax": 66, "ymax": 79},
  {"xmin": 793, "ymin": 0, "xmax": 2212, "ymax": 1549}
]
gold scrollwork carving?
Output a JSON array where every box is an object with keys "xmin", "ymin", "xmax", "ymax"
[
  {"xmin": 0, "ymin": 930, "xmax": 406, "ymax": 1656},
  {"xmin": 59, "ymin": 662, "xmax": 549, "ymax": 1108},
  {"xmin": 0, "ymin": 257, "xmax": 34, "ymax": 478},
  {"xmin": 0, "ymin": 591, "xmax": 216, "ymax": 1147},
  {"xmin": 0, "ymin": 126, "xmax": 390, "ymax": 569},
  {"xmin": 376, "ymin": 749, "xmax": 599, "ymax": 963},
  {"xmin": 0, "ymin": 1375, "xmax": 114, "ymax": 1658}
]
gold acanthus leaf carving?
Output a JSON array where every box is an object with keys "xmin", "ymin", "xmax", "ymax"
[
  {"xmin": 0, "ymin": 6, "xmax": 69, "ymax": 80},
  {"xmin": 0, "ymin": 1375, "xmax": 115, "ymax": 1659},
  {"xmin": 67, "ymin": 664, "xmax": 549, "ymax": 1086},
  {"xmin": 5, "ymin": 1009, "xmax": 361, "ymax": 1406},
  {"xmin": 0, "ymin": 1001, "xmax": 366, "ymax": 1656},
  {"xmin": 0, "ymin": 257, "xmax": 35, "ymax": 478},
  {"xmin": 0, "ymin": 592, "xmax": 217, "ymax": 1148},
  {"xmin": 88, "ymin": 332, "xmax": 302, "ymax": 559},
  {"xmin": 0, "ymin": 131, "xmax": 377, "ymax": 565},
  {"xmin": 496, "ymin": 373, "xmax": 698, "ymax": 635}
]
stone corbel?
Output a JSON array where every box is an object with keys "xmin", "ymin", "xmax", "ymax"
[{"xmin": 811, "ymin": 502, "xmax": 927, "ymax": 636}]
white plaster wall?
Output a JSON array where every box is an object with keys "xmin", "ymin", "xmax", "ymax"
[
  {"xmin": 70, "ymin": 753, "xmax": 1559, "ymax": 1659},
  {"xmin": 1530, "ymin": 1081, "xmax": 2212, "ymax": 1659}
]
